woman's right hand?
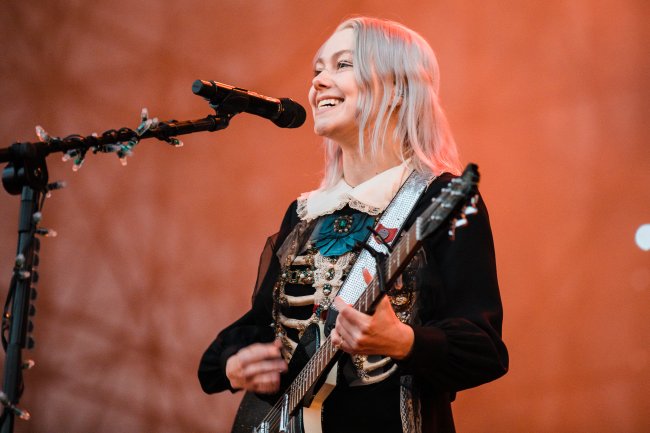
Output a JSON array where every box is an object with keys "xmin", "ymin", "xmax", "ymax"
[{"xmin": 225, "ymin": 340, "xmax": 288, "ymax": 394}]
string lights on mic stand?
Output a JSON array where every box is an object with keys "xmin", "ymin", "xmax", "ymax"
[{"xmin": 0, "ymin": 81, "xmax": 304, "ymax": 433}]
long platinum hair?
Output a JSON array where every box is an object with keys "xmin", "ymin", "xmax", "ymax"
[{"xmin": 318, "ymin": 17, "xmax": 462, "ymax": 188}]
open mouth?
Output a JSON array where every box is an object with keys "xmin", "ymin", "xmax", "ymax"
[{"xmin": 317, "ymin": 98, "xmax": 343, "ymax": 109}]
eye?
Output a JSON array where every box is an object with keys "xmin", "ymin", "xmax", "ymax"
[
  {"xmin": 337, "ymin": 60, "xmax": 353, "ymax": 69},
  {"xmin": 313, "ymin": 69, "xmax": 323, "ymax": 77}
]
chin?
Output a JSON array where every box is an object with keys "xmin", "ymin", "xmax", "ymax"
[
  {"xmin": 312, "ymin": 121, "xmax": 333, "ymax": 138},
  {"xmin": 312, "ymin": 118, "xmax": 357, "ymax": 143}
]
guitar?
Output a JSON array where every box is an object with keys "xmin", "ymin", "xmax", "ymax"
[{"xmin": 245, "ymin": 163, "xmax": 480, "ymax": 433}]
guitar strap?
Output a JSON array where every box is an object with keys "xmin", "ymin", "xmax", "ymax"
[{"xmin": 324, "ymin": 169, "xmax": 431, "ymax": 334}]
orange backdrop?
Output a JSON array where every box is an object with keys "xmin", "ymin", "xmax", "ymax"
[{"xmin": 0, "ymin": 1, "xmax": 648, "ymax": 432}]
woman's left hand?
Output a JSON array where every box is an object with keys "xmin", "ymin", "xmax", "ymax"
[{"xmin": 330, "ymin": 295, "xmax": 414, "ymax": 360}]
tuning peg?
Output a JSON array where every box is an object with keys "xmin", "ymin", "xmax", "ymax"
[
  {"xmin": 448, "ymin": 220, "xmax": 457, "ymax": 240},
  {"xmin": 448, "ymin": 215, "xmax": 468, "ymax": 240},
  {"xmin": 454, "ymin": 216, "xmax": 468, "ymax": 228}
]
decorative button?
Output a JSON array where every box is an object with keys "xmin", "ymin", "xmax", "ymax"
[{"xmin": 333, "ymin": 215, "xmax": 354, "ymax": 234}]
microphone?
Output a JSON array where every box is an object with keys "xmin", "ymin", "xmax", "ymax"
[{"xmin": 192, "ymin": 80, "xmax": 306, "ymax": 128}]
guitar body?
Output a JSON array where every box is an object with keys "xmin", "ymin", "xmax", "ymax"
[
  {"xmin": 231, "ymin": 392, "xmax": 272, "ymax": 433},
  {"xmin": 231, "ymin": 392, "xmax": 305, "ymax": 433},
  {"xmin": 232, "ymin": 322, "xmax": 338, "ymax": 433},
  {"xmin": 286, "ymin": 323, "xmax": 338, "ymax": 433}
]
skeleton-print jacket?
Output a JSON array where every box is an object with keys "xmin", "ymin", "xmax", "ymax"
[{"xmin": 199, "ymin": 173, "xmax": 508, "ymax": 433}]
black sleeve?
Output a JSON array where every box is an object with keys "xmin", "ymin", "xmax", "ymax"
[
  {"xmin": 198, "ymin": 201, "xmax": 299, "ymax": 394},
  {"xmin": 397, "ymin": 177, "xmax": 509, "ymax": 392}
]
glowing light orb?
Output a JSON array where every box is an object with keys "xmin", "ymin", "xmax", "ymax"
[{"xmin": 635, "ymin": 224, "xmax": 650, "ymax": 251}]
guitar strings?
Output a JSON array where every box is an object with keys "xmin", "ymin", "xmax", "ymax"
[{"xmin": 259, "ymin": 335, "xmax": 337, "ymax": 429}]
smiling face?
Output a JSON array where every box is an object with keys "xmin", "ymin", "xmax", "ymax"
[{"xmin": 308, "ymin": 28, "xmax": 359, "ymax": 146}]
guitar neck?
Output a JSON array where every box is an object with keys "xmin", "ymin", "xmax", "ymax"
[{"xmin": 353, "ymin": 226, "xmax": 421, "ymax": 315}]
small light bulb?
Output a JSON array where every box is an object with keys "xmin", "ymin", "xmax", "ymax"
[{"xmin": 35, "ymin": 125, "xmax": 50, "ymax": 143}]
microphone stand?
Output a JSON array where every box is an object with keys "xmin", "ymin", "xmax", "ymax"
[{"xmin": 0, "ymin": 89, "xmax": 252, "ymax": 432}]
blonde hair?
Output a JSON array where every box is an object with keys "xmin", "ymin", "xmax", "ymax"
[{"xmin": 318, "ymin": 17, "xmax": 462, "ymax": 187}]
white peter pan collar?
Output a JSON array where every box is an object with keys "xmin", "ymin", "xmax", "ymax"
[{"xmin": 297, "ymin": 161, "xmax": 413, "ymax": 221}]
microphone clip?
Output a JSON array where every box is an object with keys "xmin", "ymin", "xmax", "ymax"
[{"xmin": 208, "ymin": 88, "xmax": 251, "ymax": 119}]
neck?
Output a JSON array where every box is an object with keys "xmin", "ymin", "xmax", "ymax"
[
  {"xmin": 335, "ymin": 114, "xmax": 404, "ymax": 186},
  {"xmin": 341, "ymin": 146, "xmax": 402, "ymax": 186}
]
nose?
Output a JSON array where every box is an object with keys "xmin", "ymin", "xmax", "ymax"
[{"xmin": 312, "ymin": 69, "xmax": 331, "ymax": 90}]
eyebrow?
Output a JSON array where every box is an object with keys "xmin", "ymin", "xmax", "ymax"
[{"xmin": 314, "ymin": 49, "xmax": 354, "ymax": 65}]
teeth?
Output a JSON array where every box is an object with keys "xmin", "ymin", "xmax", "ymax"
[{"xmin": 318, "ymin": 98, "xmax": 342, "ymax": 108}]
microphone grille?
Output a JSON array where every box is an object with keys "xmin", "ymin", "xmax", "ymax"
[{"xmin": 275, "ymin": 98, "xmax": 306, "ymax": 128}]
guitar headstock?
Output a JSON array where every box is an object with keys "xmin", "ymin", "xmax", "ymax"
[{"xmin": 415, "ymin": 163, "xmax": 480, "ymax": 241}]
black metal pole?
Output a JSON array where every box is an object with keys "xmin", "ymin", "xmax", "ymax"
[{"xmin": 1, "ymin": 186, "xmax": 40, "ymax": 433}]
